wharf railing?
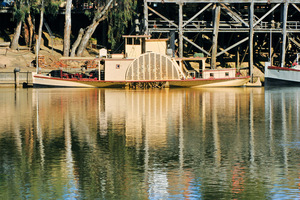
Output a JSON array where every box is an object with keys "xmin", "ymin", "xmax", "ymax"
[{"xmin": 148, "ymin": 20, "xmax": 300, "ymax": 33}]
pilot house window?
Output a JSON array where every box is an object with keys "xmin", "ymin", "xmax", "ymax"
[{"xmin": 126, "ymin": 38, "xmax": 140, "ymax": 45}]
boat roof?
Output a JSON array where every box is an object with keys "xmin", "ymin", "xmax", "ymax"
[
  {"xmin": 175, "ymin": 57, "xmax": 206, "ymax": 61},
  {"xmin": 122, "ymin": 35, "xmax": 151, "ymax": 38}
]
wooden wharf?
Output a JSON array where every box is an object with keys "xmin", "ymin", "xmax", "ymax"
[{"xmin": 144, "ymin": 0, "xmax": 300, "ymax": 79}]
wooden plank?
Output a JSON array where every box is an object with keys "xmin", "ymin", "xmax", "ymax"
[{"xmin": 0, "ymin": 42, "xmax": 10, "ymax": 47}]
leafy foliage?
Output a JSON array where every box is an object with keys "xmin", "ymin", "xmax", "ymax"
[
  {"xmin": 12, "ymin": 0, "xmax": 60, "ymax": 22},
  {"xmin": 28, "ymin": 0, "xmax": 40, "ymax": 16},
  {"xmin": 84, "ymin": 9, "xmax": 93, "ymax": 19},
  {"xmin": 45, "ymin": 0, "xmax": 60, "ymax": 16},
  {"xmin": 13, "ymin": 0, "xmax": 29, "ymax": 22},
  {"xmin": 107, "ymin": 0, "xmax": 137, "ymax": 49}
]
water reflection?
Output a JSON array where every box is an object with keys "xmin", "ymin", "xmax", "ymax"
[
  {"xmin": 264, "ymin": 87, "xmax": 300, "ymax": 199},
  {"xmin": 0, "ymin": 87, "xmax": 299, "ymax": 199}
]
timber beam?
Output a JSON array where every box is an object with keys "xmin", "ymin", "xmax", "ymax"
[
  {"xmin": 281, "ymin": 2, "xmax": 289, "ymax": 67},
  {"xmin": 182, "ymin": 3, "xmax": 212, "ymax": 28},
  {"xmin": 182, "ymin": 35, "xmax": 211, "ymax": 56},
  {"xmin": 216, "ymin": 37, "xmax": 249, "ymax": 57},
  {"xmin": 292, "ymin": 3, "xmax": 300, "ymax": 13},
  {"xmin": 249, "ymin": 1, "xmax": 254, "ymax": 79},
  {"xmin": 211, "ymin": 4, "xmax": 221, "ymax": 69},
  {"xmin": 147, "ymin": 6, "xmax": 178, "ymax": 28},
  {"xmin": 220, "ymin": 3, "xmax": 249, "ymax": 27}
]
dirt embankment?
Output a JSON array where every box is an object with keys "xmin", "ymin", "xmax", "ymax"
[
  {"xmin": 0, "ymin": 30, "xmax": 97, "ymax": 72},
  {"xmin": 0, "ymin": 43, "xmax": 65, "ymax": 72},
  {"xmin": 0, "ymin": 44, "xmax": 97, "ymax": 72}
]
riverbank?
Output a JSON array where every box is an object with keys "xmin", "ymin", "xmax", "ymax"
[
  {"xmin": 0, "ymin": 44, "xmax": 63, "ymax": 72},
  {"xmin": 0, "ymin": 41, "xmax": 97, "ymax": 72},
  {"xmin": 0, "ymin": 42, "xmax": 102, "ymax": 87},
  {"xmin": 0, "ymin": 45, "xmax": 58, "ymax": 87}
]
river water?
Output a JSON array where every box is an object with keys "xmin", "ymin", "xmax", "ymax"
[{"xmin": 0, "ymin": 87, "xmax": 299, "ymax": 199}]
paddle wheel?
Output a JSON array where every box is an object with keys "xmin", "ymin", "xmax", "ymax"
[{"xmin": 125, "ymin": 52, "xmax": 185, "ymax": 81}]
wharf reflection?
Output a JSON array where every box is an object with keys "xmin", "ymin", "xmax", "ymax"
[{"xmin": 0, "ymin": 87, "xmax": 299, "ymax": 199}]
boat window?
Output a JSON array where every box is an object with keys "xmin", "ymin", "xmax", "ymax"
[
  {"xmin": 225, "ymin": 72, "xmax": 229, "ymax": 76},
  {"xmin": 134, "ymin": 38, "xmax": 140, "ymax": 45},
  {"xmin": 116, "ymin": 64, "xmax": 120, "ymax": 69},
  {"xmin": 210, "ymin": 73, "xmax": 214, "ymax": 77},
  {"xmin": 127, "ymin": 38, "xmax": 133, "ymax": 45}
]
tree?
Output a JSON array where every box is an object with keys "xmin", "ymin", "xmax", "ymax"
[
  {"xmin": 10, "ymin": 0, "xmax": 59, "ymax": 51},
  {"xmin": 107, "ymin": 0, "xmax": 137, "ymax": 49},
  {"xmin": 25, "ymin": 0, "xmax": 38, "ymax": 49},
  {"xmin": 35, "ymin": 0, "xmax": 44, "ymax": 71},
  {"xmin": 34, "ymin": 0, "xmax": 59, "ymax": 69},
  {"xmin": 74, "ymin": 0, "xmax": 113, "ymax": 57},
  {"xmin": 63, "ymin": 0, "xmax": 72, "ymax": 56},
  {"xmin": 72, "ymin": 0, "xmax": 137, "ymax": 57},
  {"xmin": 11, "ymin": 0, "xmax": 28, "ymax": 50},
  {"xmin": 26, "ymin": 12, "xmax": 35, "ymax": 49}
]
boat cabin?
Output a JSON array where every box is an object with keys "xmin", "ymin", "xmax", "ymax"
[
  {"xmin": 98, "ymin": 35, "xmax": 238, "ymax": 81},
  {"xmin": 123, "ymin": 35, "xmax": 168, "ymax": 58},
  {"xmin": 99, "ymin": 35, "xmax": 181, "ymax": 81},
  {"xmin": 292, "ymin": 53, "xmax": 300, "ymax": 69}
]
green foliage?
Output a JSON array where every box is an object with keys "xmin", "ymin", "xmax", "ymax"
[
  {"xmin": 84, "ymin": 10, "xmax": 93, "ymax": 19},
  {"xmin": 107, "ymin": 0, "xmax": 137, "ymax": 49},
  {"xmin": 13, "ymin": 0, "xmax": 29, "ymax": 22},
  {"xmin": 12, "ymin": 0, "xmax": 60, "ymax": 22},
  {"xmin": 45, "ymin": 1, "xmax": 60, "ymax": 16},
  {"xmin": 29, "ymin": 0, "xmax": 40, "ymax": 16}
]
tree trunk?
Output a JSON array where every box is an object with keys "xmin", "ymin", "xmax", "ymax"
[
  {"xmin": 75, "ymin": 0, "xmax": 113, "ymax": 57},
  {"xmin": 76, "ymin": 21, "xmax": 100, "ymax": 57},
  {"xmin": 27, "ymin": 13, "xmax": 34, "ymax": 49},
  {"xmin": 63, "ymin": 0, "xmax": 72, "ymax": 57},
  {"xmin": 11, "ymin": 21, "xmax": 22, "ymax": 50},
  {"xmin": 70, "ymin": 28, "xmax": 84, "ymax": 57},
  {"xmin": 36, "ymin": 5, "xmax": 44, "ymax": 71},
  {"xmin": 23, "ymin": 22, "xmax": 29, "ymax": 46}
]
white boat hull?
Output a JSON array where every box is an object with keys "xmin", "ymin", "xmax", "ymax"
[
  {"xmin": 265, "ymin": 63, "xmax": 300, "ymax": 86},
  {"xmin": 168, "ymin": 77, "xmax": 250, "ymax": 88},
  {"xmin": 33, "ymin": 73, "xmax": 94, "ymax": 87},
  {"xmin": 32, "ymin": 72, "xmax": 250, "ymax": 88},
  {"xmin": 32, "ymin": 73, "xmax": 126, "ymax": 88}
]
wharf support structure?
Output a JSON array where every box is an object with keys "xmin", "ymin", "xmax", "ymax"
[
  {"xmin": 143, "ymin": 0, "xmax": 300, "ymax": 79},
  {"xmin": 0, "ymin": 71, "xmax": 33, "ymax": 88}
]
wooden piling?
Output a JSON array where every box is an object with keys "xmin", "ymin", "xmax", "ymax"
[{"xmin": 14, "ymin": 68, "xmax": 20, "ymax": 88}]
